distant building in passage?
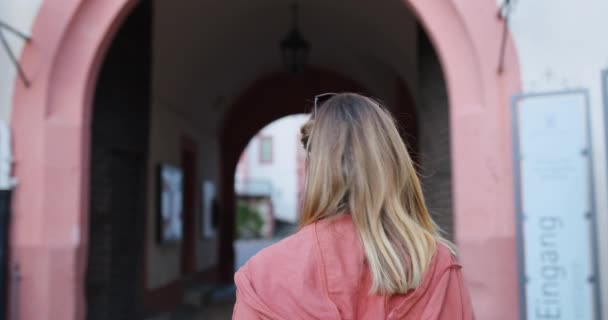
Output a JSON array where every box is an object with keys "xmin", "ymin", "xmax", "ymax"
[{"xmin": 235, "ymin": 114, "xmax": 308, "ymax": 225}]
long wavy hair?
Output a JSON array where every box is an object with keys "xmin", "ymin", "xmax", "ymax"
[{"xmin": 299, "ymin": 93, "xmax": 453, "ymax": 294}]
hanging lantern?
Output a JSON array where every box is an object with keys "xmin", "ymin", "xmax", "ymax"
[{"xmin": 280, "ymin": 4, "xmax": 310, "ymax": 74}]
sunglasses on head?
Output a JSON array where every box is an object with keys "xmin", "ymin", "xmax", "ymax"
[
  {"xmin": 313, "ymin": 92, "xmax": 337, "ymax": 116},
  {"xmin": 302, "ymin": 93, "xmax": 339, "ymax": 151}
]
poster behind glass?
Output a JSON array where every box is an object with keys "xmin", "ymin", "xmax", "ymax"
[
  {"xmin": 158, "ymin": 164, "xmax": 183, "ymax": 244},
  {"xmin": 202, "ymin": 180, "xmax": 217, "ymax": 239}
]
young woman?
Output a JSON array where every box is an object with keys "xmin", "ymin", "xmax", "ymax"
[{"xmin": 233, "ymin": 93, "xmax": 474, "ymax": 319}]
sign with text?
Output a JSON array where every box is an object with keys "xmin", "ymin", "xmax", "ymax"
[{"xmin": 513, "ymin": 91, "xmax": 599, "ymax": 320}]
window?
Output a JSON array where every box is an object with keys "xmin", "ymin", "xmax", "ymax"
[{"xmin": 259, "ymin": 136, "xmax": 273, "ymax": 164}]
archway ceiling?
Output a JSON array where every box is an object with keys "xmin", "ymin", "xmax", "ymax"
[{"xmin": 152, "ymin": 0, "xmax": 419, "ymax": 128}]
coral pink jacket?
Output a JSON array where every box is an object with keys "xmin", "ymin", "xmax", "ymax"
[{"xmin": 233, "ymin": 214, "xmax": 475, "ymax": 319}]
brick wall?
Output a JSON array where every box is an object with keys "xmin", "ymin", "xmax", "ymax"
[
  {"xmin": 85, "ymin": 2, "xmax": 151, "ymax": 319},
  {"xmin": 416, "ymin": 29, "xmax": 454, "ymax": 240},
  {"xmin": 87, "ymin": 149, "xmax": 146, "ymax": 319}
]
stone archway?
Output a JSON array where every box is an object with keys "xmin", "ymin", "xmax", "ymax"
[
  {"xmin": 11, "ymin": 2, "xmax": 139, "ymax": 319},
  {"xmin": 11, "ymin": 1, "xmax": 520, "ymax": 320}
]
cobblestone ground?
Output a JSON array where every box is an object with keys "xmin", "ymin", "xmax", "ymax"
[
  {"xmin": 195, "ymin": 300, "xmax": 235, "ymax": 320},
  {"xmin": 167, "ymin": 238, "xmax": 282, "ymax": 320},
  {"xmin": 189, "ymin": 239, "xmax": 278, "ymax": 320}
]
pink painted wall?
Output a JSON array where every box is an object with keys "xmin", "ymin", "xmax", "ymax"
[
  {"xmin": 10, "ymin": 1, "xmax": 520, "ymax": 320},
  {"xmin": 409, "ymin": 1, "xmax": 521, "ymax": 318},
  {"xmin": 10, "ymin": 1, "xmax": 139, "ymax": 319}
]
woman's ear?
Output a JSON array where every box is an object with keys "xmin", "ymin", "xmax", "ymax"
[{"xmin": 300, "ymin": 119, "xmax": 314, "ymax": 150}]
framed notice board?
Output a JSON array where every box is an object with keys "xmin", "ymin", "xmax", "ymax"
[{"xmin": 512, "ymin": 90, "xmax": 601, "ymax": 320}]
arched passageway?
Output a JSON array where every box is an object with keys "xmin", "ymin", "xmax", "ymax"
[{"xmin": 10, "ymin": 0, "xmax": 520, "ymax": 319}]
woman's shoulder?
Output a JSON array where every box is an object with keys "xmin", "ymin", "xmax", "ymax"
[
  {"xmin": 234, "ymin": 223, "xmax": 329, "ymax": 311},
  {"xmin": 233, "ymin": 222, "xmax": 346, "ymax": 319},
  {"xmin": 411, "ymin": 241, "xmax": 462, "ymax": 291},
  {"xmin": 433, "ymin": 241, "xmax": 460, "ymax": 268}
]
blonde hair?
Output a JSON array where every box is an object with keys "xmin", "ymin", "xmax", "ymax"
[{"xmin": 299, "ymin": 93, "xmax": 452, "ymax": 294}]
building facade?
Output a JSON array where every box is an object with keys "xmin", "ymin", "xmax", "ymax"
[
  {"xmin": 235, "ymin": 114, "xmax": 308, "ymax": 225},
  {"xmin": 1, "ymin": 0, "xmax": 607, "ymax": 319}
]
